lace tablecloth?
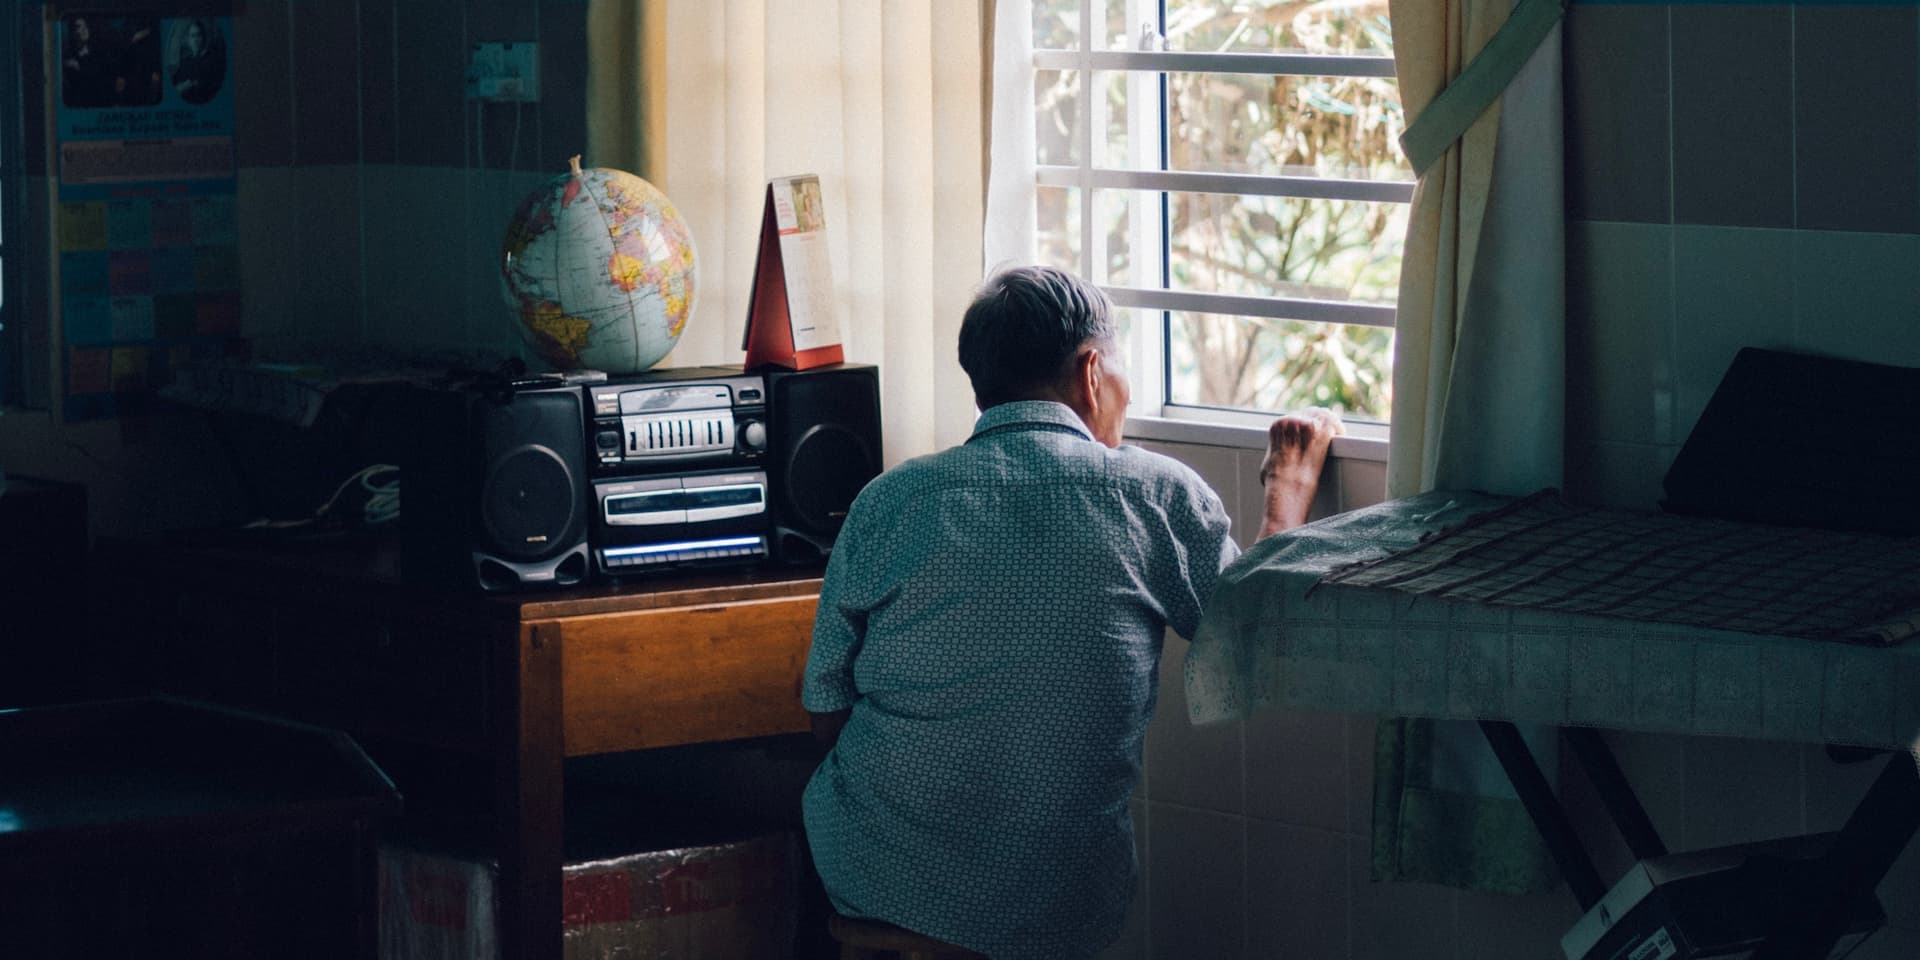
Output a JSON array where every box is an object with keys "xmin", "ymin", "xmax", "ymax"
[{"xmin": 1186, "ymin": 491, "xmax": 1920, "ymax": 751}]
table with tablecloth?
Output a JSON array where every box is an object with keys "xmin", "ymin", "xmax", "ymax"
[
  {"xmin": 1188, "ymin": 490, "xmax": 1920, "ymax": 752},
  {"xmin": 1186, "ymin": 489, "xmax": 1920, "ymax": 958}
]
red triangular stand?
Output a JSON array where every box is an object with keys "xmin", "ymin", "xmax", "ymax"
[{"xmin": 743, "ymin": 183, "xmax": 843, "ymax": 370}]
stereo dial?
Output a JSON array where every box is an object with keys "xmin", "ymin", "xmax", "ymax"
[{"xmin": 740, "ymin": 420, "xmax": 768, "ymax": 451}]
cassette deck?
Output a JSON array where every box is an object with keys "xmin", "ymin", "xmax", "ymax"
[{"xmin": 585, "ymin": 367, "xmax": 773, "ymax": 577}]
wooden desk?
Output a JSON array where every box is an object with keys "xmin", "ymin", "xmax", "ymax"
[{"xmin": 100, "ymin": 537, "xmax": 821, "ymax": 960}]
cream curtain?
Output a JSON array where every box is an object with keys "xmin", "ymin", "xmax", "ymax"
[
  {"xmin": 1374, "ymin": 0, "xmax": 1567, "ymax": 894},
  {"xmin": 586, "ymin": 0, "xmax": 987, "ymax": 464},
  {"xmin": 1387, "ymin": 0, "xmax": 1564, "ymax": 497}
]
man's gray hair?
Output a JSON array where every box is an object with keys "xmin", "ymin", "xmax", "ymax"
[{"xmin": 958, "ymin": 265, "xmax": 1115, "ymax": 408}]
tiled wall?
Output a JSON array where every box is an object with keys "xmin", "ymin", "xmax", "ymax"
[
  {"xmin": 1563, "ymin": 2, "xmax": 1920, "ymax": 511},
  {"xmin": 3, "ymin": 0, "xmax": 587, "ymax": 536},
  {"xmin": 1113, "ymin": 4, "xmax": 1920, "ymax": 958},
  {"xmin": 1558, "ymin": 5, "xmax": 1920, "ymax": 954},
  {"xmin": 18, "ymin": 0, "xmax": 587, "ymax": 359},
  {"xmin": 226, "ymin": 0, "xmax": 588, "ymax": 361}
]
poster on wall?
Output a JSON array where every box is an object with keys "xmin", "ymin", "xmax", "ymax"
[{"xmin": 52, "ymin": 9, "xmax": 241, "ymax": 421}]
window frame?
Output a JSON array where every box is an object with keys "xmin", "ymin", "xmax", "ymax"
[{"xmin": 1032, "ymin": 1, "xmax": 1403, "ymax": 456}]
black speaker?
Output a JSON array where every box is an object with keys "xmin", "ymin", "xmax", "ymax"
[
  {"xmin": 399, "ymin": 381, "xmax": 591, "ymax": 591},
  {"xmin": 764, "ymin": 364, "xmax": 882, "ymax": 565}
]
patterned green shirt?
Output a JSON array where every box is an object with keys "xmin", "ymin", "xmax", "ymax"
[{"xmin": 801, "ymin": 400, "xmax": 1238, "ymax": 959}]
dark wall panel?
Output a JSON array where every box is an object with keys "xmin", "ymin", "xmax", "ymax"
[
  {"xmin": 393, "ymin": 0, "xmax": 467, "ymax": 167},
  {"xmin": 233, "ymin": 0, "xmax": 292, "ymax": 166},
  {"xmin": 359, "ymin": 0, "xmax": 397, "ymax": 164},
  {"xmin": 1671, "ymin": 6, "xmax": 1792, "ymax": 228},
  {"xmin": 292, "ymin": 0, "xmax": 361, "ymax": 166},
  {"xmin": 1794, "ymin": 5, "xmax": 1920, "ymax": 234},
  {"xmin": 1566, "ymin": 3, "xmax": 1672, "ymax": 224},
  {"xmin": 539, "ymin": 0, "xmax": 589, "ymax": 175}
]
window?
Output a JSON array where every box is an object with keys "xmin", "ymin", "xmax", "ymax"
[{"xmin": 1030, "ymin": 0, "xmax": 1406, "ymax": 426}]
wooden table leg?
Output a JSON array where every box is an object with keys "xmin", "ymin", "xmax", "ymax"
[
  {"xmin": 497, "ymin": 622, "xmax": 566, "ymax": 960},
  {"xmin": 1478, "ymin": 719, "xmax": 1608, "ymax": 910}
]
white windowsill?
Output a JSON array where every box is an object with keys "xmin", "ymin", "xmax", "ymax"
[{"xmin": 1124, "ymin": 411, "xmax": 1390, "ymax": 464}]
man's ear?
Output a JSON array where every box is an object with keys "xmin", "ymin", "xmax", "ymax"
[
  {"xmin": 1057, "ymin": 346, "xmax": 1099, "ymax": 423},
  {"xmin": 1069, "ymin": 346, "xmax": 1101, "ymax": 410},
  {"xmin": 1084, "ymin": 345, "xmax": 1106, "ymax": 393}
]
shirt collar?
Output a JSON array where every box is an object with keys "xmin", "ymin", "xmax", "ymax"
[{"xmin": 969, "ymin": 400, "xmax": 1096, "ymax": 443}]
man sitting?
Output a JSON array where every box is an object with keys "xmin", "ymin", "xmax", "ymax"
[{"xmin": 800, "ymin": 265, "xmax": 1340, "ymax": 959}]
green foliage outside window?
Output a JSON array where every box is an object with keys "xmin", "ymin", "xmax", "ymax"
[{"xmin": 1035, "ymin": 1, "xmax": 1405, "ymax": 422}]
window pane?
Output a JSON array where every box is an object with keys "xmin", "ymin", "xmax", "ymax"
[
  {"xmin": 1165, "ymin": 0, "xmax": 1393, "ymax": 57},
  {"xmin": 1092, "ymin": 189, "xmax": 1154, "ymax": 288},
  {"xmin": 1112, "ymin": 306, "xmax": 1144, "ymax": 356},
  {"xmin": 1035, "ymin": 69, "xmax": 1080, "ymax": 166},
  {"xmin": 1168, "ymin": 312, "xmax": 1393, "ymax": 421},
  {"xmin": 1170, "ymin": 72, "xmax": 1407, "ymax": 181},
  {"xmin": 1170, "ymin": 191, "xmax": 1407, "ymax": 304},
  {"xmin": 1100, "ymin": 0, "xmax": 1149, "ymax": 51},
  {"xmin": 1099, "ymin": 71, "xmax": 1407, "ymax": 180},
  {"xmin": 1034, "ymin": 0, "xmax": 1137, "ymax": 51},
  {"xmin": 1036, "ymin": 186, "xmax": 1081, "ymax": 275},
  {"xmin": 1033, "ymin": 0, "xmax": 1081, "ymax": 49}
]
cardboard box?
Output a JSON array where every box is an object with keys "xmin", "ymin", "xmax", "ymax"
[
  {"xmin": 379, "ymin": 824, "xmax": 798, "ymax": 960},
  {"xmin": 1561, "ymin": 833, "xmax": 1884, "ymax": 960}
]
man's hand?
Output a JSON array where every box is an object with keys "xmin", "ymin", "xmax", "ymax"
[{"xmin": 1257, "ymin": 408, "xmax": 1343, "ymax": 540}]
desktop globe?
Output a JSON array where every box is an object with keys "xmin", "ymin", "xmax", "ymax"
[{"xmin": 500, "ymin": 156, "xmax": 697, "ymax": 374}]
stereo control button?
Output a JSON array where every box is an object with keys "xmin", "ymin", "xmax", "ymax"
[{"xmin": 740, "ymin": 420, "xmax": 768, "ymax": 451}]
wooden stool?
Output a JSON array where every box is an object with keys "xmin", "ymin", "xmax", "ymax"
[{"xmin": 827, "ymin": 913, "xmax": 986, "ymax": 960}]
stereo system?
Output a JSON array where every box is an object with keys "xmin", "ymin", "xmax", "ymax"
[{"xmin": 400, "ymin": 364, "xmax": 880, "ymax": 592}]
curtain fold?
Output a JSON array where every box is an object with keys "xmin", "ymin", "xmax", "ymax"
[
  {"xmin": 1374, "ymin": 0, "xmax": 1568, "ymax": 896},
  {"xmin": 585, "ymin": 1, "xmax": 660, "ymax": 179},
  {"xmin": 587, "ymin": 0, "xmax": 985, "ymax": 464}
]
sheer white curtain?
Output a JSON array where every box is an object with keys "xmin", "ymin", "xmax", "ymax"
[
  {"xmin": 635, "ymin": 0, "xmax": 986, "ymax": 463},
  {"xmin": 982, "ymin": 0, "xmax": 1035, "ymax": 272}
]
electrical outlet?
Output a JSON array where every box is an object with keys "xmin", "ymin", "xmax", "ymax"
[{"xmin": 466, "ymin": 41, "xmax": 539, "ymax": 102}]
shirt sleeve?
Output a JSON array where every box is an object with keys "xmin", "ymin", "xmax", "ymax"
[
  {"xmin": 1157, "ymin": 475, "xmax": 1239, "ymax": 641},
  {"xmin": 801, "ymin": 523, "xmax": 865, "ymax": 713}
]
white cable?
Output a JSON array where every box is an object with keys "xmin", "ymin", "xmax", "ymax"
[
  {"xmin": 242, "ymin": 462, "xmax": 400, "ymax": 531},
  {"xmin": 359, "ymin": 464, "xmax": 401, "ymax": 526}
]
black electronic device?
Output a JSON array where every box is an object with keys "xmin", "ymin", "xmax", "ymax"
[
  {"xmin": 592, "ymin": 468, "xmax": 772, "ymax": 575},
  {"xmin": 763, "ymin": 363, "xmax": 882, "ymax": 565},
  {"xmin": 585, "ymin": 366, "xmax": 769, "ymax": 477},
  {"xmin": 1663, "ymin": 347, "xmax": 1920, "ymax": 534},
  {"xmin": 398, "ymin": 380, "xmax": 591, "ymax": 592},
  {"xmin": 585, "ymin": 367, "xmax": 774, "ymax": 576}
]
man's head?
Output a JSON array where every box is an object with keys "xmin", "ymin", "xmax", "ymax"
[{"xmin": 959, "ymin": 266, "xmax": 1130, "ymax": 447}]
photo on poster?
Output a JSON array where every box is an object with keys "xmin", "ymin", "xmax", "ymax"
[
  {"xmin": 166, "ymin": 17, "xmax": 227, "ymax": 105},
  {"xmin": 60, "ymin": 14, "xmax": 162, "ymax": 109}
]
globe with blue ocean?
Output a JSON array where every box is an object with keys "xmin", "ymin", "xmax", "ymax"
[{"xmin": 500, "ymin": 157, "xmax": 697, "ymax": 374}]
